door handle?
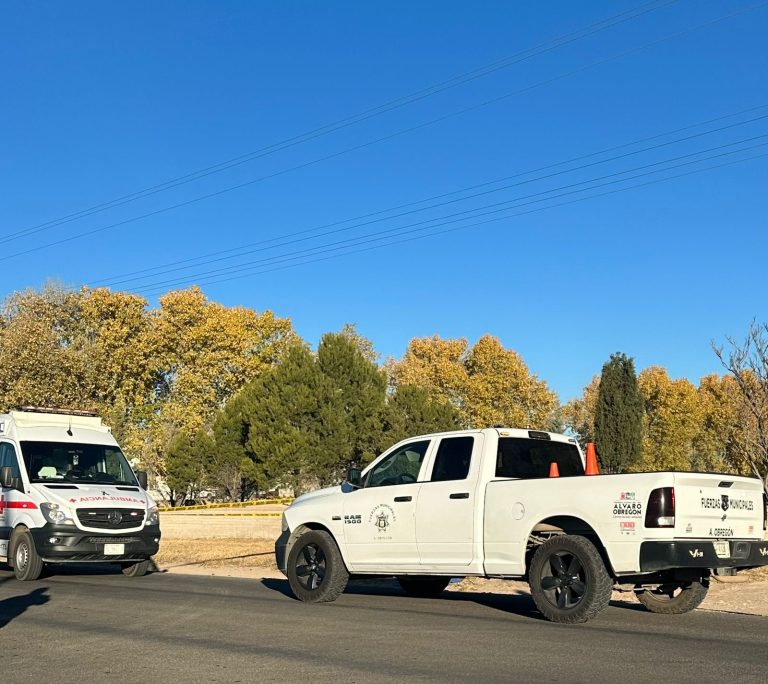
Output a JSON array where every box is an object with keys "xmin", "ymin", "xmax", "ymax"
[
  {"xmin": 394, "ymin": 496, "xmax": 412, "ymax": 502},
  {"xmin": 449, "ymin": 492, "xmax": 469, "ymax": 499}
]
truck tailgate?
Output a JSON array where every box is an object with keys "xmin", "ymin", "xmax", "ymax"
[{"xmin": 673, "ymin": 473, "xmax": 764, "ymax": 539}]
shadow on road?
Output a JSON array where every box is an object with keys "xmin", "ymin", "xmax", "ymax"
[
  {"xmin": 0, "ymin": 587, "xmax": 50, "ymax": 629},
  {"xmin": 261, "ymin": 577, "xmax": 545, "ymax": 619},
  {"xmin": 261, "ymin": 577, "xmax": 646, "ymax": 620},
  {"xmin": 161, "ymin": 551, "xmax": 273, "ymax": 570}
]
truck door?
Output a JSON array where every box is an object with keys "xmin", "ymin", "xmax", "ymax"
[
  {"xmin": 341, "ymin": 439, "xmax": 431, "ymax": 568},
  {"xmin": 415, "ymin": 434, "xmax": 482, "ymax": 567}
]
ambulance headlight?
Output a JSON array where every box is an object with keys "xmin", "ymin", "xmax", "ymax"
[
  {"xmin": 146, "ymin": 506, "xmax": 159, "ymax": 526},
  {"xmin": 40, "ymin": 503, "xmax": 74, "ymax": 525}
]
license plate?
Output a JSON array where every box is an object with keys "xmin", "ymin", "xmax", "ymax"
[
  {"xmin": 713, "ymin": 541, "xmax": 730, "ymax": 558},
  {"xmin": 104, "ymin": 543, "xmax": 125, "ymax": 555}
]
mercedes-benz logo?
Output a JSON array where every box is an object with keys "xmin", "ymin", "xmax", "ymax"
[{"xmin": 107, "ymin": 510, "xmax": 122, "ymax": 525}]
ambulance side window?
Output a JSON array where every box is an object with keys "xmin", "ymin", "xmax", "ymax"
[{"xmin": 0, "ymin": 442, "xmax": 22, "ymax": 482}]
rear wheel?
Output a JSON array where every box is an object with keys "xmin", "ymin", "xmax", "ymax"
[
  {"xmin": 635, "ymin": 581, "xmax": 708, "ymax": 614},
  {"xmin": 397, "ymin": 576, "xmax": 451, "ymax": 598},
  {"xmin": 12, "ymin": 529, "xmax": 44, "ymax": 581},
  {"xmin": 121, "ymin": 560, "xmax": 150, "ymax": 577},
  {"xmin": 287, "ymin": 530, "xmax": 348, "ymax": 603},
  {"xmin": 529, "ymin": 535, "xmax": 613, "ymax": 624}
]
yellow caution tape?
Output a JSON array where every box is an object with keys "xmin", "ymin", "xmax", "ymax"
[{"xmin": 159, "ymin": 498, "xmax": 292, "ymax": 512}]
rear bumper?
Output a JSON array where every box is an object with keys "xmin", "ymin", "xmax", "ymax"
[
  {"xmin": 31, "ymin": 523, "xmax": 161, "ymax": 563},
  {"xmin": 640, "ymin": 539, "xmax": 768, "ymax": 572}
]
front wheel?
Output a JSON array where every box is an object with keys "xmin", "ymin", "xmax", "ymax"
[
  {"xmin": 397, "ymin": 576, "xmax": 451, "ymax": 598},
  {"xmin": 121, "ymin": 560, "xmax": 150, "ymax": 577},
  {"xmin": 528, "ymin": 535, "xmax": 613, "ymax": 624},
  {"xmin": 12, "ymin": 529, "xmax": 44, "ymax": 581},
  {"xmin": 287, "ymin": 530, "xmax": 349, "ymax": 603},
  {"xmin": 635, "ymin": 581, "xmax": 708, "ymax": 614}
]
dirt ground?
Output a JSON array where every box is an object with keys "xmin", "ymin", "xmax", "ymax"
[{"xmin": 155, "ymin": 538, "xmax": 768, "ymax": 617}]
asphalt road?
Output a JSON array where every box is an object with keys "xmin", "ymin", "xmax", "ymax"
[{"xmin": 1, "ymin": 567, "xmax": 766, "ymax": 683}]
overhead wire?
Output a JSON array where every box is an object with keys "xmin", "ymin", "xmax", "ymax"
[
  {"xmin": 0, "ymin": 0, "xmax": 680, "ymax": 243},
  {"xmin": 135, "ymin": 151, "xmax": 768, "ymax": 295},
  {"xmin": 92, "ymin": 110, "xmax": 768, "ymax": 288},
  {"xmin": 90, "ymin": 103, "xmax": 768, "ymax": 286},
  {"xmin": 129, "ymin": 136, "xmax": 768, "ymax": 292},
  {"xmin": 3, "ymin": 0, "xmax": 765, "ymax": 260}
]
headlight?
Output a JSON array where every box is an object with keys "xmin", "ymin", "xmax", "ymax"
[
  {"xmin": 281, "ymin": 514, "xmax": 288, "ymax": 532},
  {"xmin": 40, "ymin": 502, "xmax": 74, "ymax": 525},
  {"xmin": 146, "ymin": 506, "xmax": 159, "ymax": 526}
]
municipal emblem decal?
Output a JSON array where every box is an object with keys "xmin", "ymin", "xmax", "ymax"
[
  {"xmin": 721, "ymin": 495, "xmax": 729, "ymax": 512},
  {"xmin": 368, "ymin": 504, "xmax": 397, "ymax": 537}
]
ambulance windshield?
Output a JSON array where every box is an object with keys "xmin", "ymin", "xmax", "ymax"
[{"xmin": 20, "ymin": 441, "xmax": 138, "ymax": 486}]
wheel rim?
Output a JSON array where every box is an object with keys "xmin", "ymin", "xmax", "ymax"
[
  {"xmin": 16, "ymin": 541, "xmax": 29, "ymax": 571},
  {"xmin": 294, "ymin": 543, "xmax": 326, "ymax": 591},
  {"xmin": 539, "ymin": 550, "xmax": 587, "ymax": 610}
]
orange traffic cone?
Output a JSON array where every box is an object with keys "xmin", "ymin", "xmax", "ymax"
[
  {"xmin": 549, "ymin": 462, "xmax": 560, "ymax": 478},
  {"xmin": 585, "ymin": 442, "xmax": 599, "ymax": 476}
]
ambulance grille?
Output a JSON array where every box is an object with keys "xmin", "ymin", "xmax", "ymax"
[
  {"xmin": 86, "ymin": 537, "xmax": 142, "ymax": 545},
  {"xmin": 76, "ymin": 508, "xmax": 144, "ymax": 529}
]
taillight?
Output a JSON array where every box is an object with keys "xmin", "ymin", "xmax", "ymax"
[
  {"xmin": 645, "ymin": 487, "xmax": 675, "ymax": 528},
  {"xmin": 763, "ymin": 492, "xmax": 767, "ymax": 531}
]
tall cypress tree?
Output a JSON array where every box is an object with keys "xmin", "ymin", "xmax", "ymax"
[{"xmin": 594, "ymin": 352, "xmax": 643, "ymax": 472}]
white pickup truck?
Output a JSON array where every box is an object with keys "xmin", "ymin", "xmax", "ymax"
[{"xmin": 275, "ymin": 427, "xmax": 768, "ymax": 623}]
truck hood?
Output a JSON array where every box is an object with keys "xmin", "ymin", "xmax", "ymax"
[
  {"xmin": 292, "ymin": 486, "xmax": 342, "ymax": 507},
  {"xmin": 35, "ymin": 484, "xmax": 153, "ymax": 510}
]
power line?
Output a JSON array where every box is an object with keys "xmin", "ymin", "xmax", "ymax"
[
  {"xmin": 3, "ymin": 0, "xmax": 764, "ymax": 260},
  {"xmin": 90, "ymin": 103, "xmax": 768, "ymax": 286},
  {"xmin": 94, "ymin": 113, "xmax": 768, "ymax": 289},
  {"xmin": 0, "ymin": 0, "xmax": 679, "ymax": 243},
  {"xmin": 130, "ymin": 138, "xmax": 768, "ymax": 292},
  {"xmin": 135, "ymin": 151, "xmax": 767, "ymax": 296}
]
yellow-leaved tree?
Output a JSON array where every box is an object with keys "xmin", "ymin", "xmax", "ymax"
[{"xmin": 391, "ymin": 334, "xmax": 557, "ymax": 429}]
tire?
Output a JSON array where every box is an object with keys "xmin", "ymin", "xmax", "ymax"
[
  {"xmin": 287, "ymin": 530, "xmax": 349, "ymax": 603},
  {"xmin": 635, "ymin": 580, "xmax": 708, "ymax": 614},
  {"xmin": 397, "ymin": 576, "xmax": 451, "ymax": 598},
  {"xmin": 11, "ymin": 528, "xmax": 44, "ymax": 581},
  {"xmin": 528, "ymin": 535, "xmax": 613, "ymax": 624},
  {"xmin": 122, "ymin": 560, "xmax": 150, "ymax": 577}
]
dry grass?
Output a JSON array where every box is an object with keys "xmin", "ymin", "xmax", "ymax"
[{"xmin": 155, "ymin": 538, "xmax": 277, "ymax": 570}]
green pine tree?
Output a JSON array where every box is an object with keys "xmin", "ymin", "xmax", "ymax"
[{"xmin": 594, "ymin": 352, "xmax": 644, "ymax": 473}]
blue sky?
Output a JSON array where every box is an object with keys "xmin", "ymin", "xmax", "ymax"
[{"xmin": 1, "ymin": 0, "xmax": 766, "ymax": 401}]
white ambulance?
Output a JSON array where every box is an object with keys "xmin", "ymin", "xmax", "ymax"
[{"xmin": 0, "ymin": 407, "xmax": 160, "ymax": 580}]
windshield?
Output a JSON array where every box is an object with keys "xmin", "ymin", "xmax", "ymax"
[{"xmin": 20, "ymin": 441, "xmax": 138, "ymax": 486}]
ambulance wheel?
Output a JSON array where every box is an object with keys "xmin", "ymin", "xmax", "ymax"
[
  {"xmin": 12, "ymin": 528, "xmax": 44, "ymax": 581},
  {"xmin": 121, "ymin": 560, "xmax": 150, "ymax": 577}
]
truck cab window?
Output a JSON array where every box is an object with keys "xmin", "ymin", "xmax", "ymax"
[
  {"xmin": 366, "ymin": 440, "xmax": 430, "ymax": 488},
  {"xmin": 496, "ymin": 438, "xmax": 584, "ymax": 478},
  {"xmin": 430, "ymin": 436, "xmax": 473, "ymax": 482}
]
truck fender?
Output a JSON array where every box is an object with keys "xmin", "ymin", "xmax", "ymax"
[
  {"xmin": 285, "ymin": 522, "xmax": 351, "ymax": 571},
  {"xmin": 524, "ymin": 512, "xmax": 616, "ymax": 575}
]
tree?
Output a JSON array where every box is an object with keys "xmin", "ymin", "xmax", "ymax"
[
  {"xmin": 594, "ymin": 353, "xmax": 643, "ymax": 473},
  {"xmin": 235, "ymin": 346, "xmax": 352, "ymax": 493},
  {"xmin": 637, "ymin": 367, "xmax": 701, "ymax": 472},
  {"xmin": 562, "ymin": 376, "xmax": 600, "ymax": 448},
  {"xmin": 390, "ymin": 334, "xmax": 558, "ymax": 430},
  {"xmin": 713, "ymin": 321, "xmax": 768, "ymax": 489},
  {"xmin": 383, "ymin": 385, "xmax": 462, "ymax": 447},
  {"xmin": 164, "ymin": 431, "xmax": 211, "ymax": 507},
  {"xmin": 317, "ymin": 331, "xmax": 388, "ymax": 463}
]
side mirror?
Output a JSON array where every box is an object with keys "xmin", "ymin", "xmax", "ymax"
[
  {"xmin": 1, "ymin": 466, "xmax": 14, "ymax": 489},
  {"xmin": 346, "ymin": 466, "xmax": 362, "ymax": 489},
  {"xmin": 136, "ymin": 470, "xmax": 148, "ymax": 490}
]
